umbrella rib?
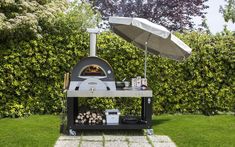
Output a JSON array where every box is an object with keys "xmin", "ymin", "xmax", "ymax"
[
  {"xmin": 132, "ymin": 29, "xmax": 146, "ymax": 43},
  {"xmin": 146, "ymin": 33, "xmax": 151, "ymax": 43}
]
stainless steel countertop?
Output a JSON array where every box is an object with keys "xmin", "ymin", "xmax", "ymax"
[{"xmin": 67, "ymin": 88, "xmax": 152, "ymax": 97}]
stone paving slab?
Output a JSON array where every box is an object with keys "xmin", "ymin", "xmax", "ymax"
[
  {"xmin": 104, "ymin": 134, "xmax": 127, "ymax": 141},
  {"xmin": 148, "ymin": 135, "xmax": 177, "ymax": 147},
  {"xmin": 105, "ymin": 141, "xmax": 129, "ymax": 147},
  {"xmin": 81, "ymin": 141, "xmax": 103, "ymax": 147},
  {"xmin": 148, "ymin": 135, "xmax": 172, "ymax": 142},
  {"xmin": 54, "ymin": 139, "xmax": 80, "ymax": 147},
  {"xmin": 54, "ymin": 133, "xmax": 176, "ymax": 147},
  {"xmin": 130, "ymin": 142, "xmax": 152, "ymax": 147},
  {"xmin": 59, "ymin": 135, "xmax": 81, "ymax": 140},
  {"xmin": 127, "ymin": 135, "xmax": 149, "ymax": 143},
  {"xmin": 82, "ymin": 135, "xmax": 103, "ymax": 141},
  {"xmin": 152, "ymin": 142, "xmax": 177, "ymax": 147}
]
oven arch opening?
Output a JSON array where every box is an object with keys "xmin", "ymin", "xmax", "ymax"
[{"xmin": 78, "ymin": 64, "xmax": 107, "ymax": 79}]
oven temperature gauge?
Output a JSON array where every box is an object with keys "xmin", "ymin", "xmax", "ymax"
[{"xmin": 107, "ymin": 70, "xmax": 111, "ymax": 74}]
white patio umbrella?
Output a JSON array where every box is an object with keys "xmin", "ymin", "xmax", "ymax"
[{"xmin": 108, "ymin": 17, "xmax": 192, "ymax": 78}]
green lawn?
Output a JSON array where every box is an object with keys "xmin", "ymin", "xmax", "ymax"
[
  {"xmin": 0, "ymin": 115, "xmax": 60, "ymax": 147},
  {"xmin": 153, "ymin": 115, "xmax": 235, "ymax": 147},
  {"xmin": 0, "ymin": 115, "xmax": 234, "ymax": 147}
]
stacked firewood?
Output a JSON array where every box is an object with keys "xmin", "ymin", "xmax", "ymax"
[{"xmin": 75, "ymin": 111, "xmax": 105, "ymax": 125}]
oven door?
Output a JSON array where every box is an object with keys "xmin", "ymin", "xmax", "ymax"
[{"xmin": 79, "ymin": 78, "xmax": 107, "ymax": 91}]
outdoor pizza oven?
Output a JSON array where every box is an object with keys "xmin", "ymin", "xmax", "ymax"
[
  {"xmin": 68, "ymin": 56, "xmax": 116, "ymax": 91},
  {"xmin": 63, "ymin": 18, "xmax": 191, "ymax": 136},
  {"xmin": 68, "ymin": 28, "xmax": 116, "ymax": 91}
]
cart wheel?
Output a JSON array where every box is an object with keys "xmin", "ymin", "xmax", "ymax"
[
  {"xmin": 69, "ymin": 129, "xmax": 76, "ymax": 136},
  {"xmin": 146, "ymin": 129, "xmax": 154, "ymax": 135}
]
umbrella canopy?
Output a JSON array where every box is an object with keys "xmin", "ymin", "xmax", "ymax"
[{"xmin": 108, "ymin": 17, "xmax": 192, "ymax": 60}]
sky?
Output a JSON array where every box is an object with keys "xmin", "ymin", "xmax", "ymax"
[{"xmin": 193, "ymin": 0, "xmax": 235, "ymax": 34}]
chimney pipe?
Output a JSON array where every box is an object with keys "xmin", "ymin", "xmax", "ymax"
[{"xmin": 87, "ymin": 28, "xmax": 100, "ymax": 56}]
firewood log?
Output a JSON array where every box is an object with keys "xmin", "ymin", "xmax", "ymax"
[{"xmin": 91, "ymin": 113, "xmax": 96, "ymax": 118}]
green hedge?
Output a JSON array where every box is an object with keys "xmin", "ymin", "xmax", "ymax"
[
  {"xmin": 0, "ymin": 31, "xmax": 234, "ymax": 117},
  {"xmin": 97, "ymin": 32, "xmax": 235, "ymax": 115},
  {"xmin": 0, "ymin": 33, "xmax": 87, "ymax": 117}
]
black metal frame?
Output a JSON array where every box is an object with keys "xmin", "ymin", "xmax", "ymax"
[{"xmin": 67, "ymin": 97, "xmax": 152, "ymax": 131}]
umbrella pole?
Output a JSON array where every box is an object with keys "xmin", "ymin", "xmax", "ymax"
[{"xmin": 144, "ymin": 42, "xmax": 147, "ymax": 78}]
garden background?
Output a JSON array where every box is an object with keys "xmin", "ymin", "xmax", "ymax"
[{"xmin": 0, "ymin": 0, "xmax": 234, "ymax": 118}]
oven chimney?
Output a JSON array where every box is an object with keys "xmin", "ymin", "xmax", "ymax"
[{"xmin": 87, "ymin": 28, "xmax": 100, "ymax": 56}]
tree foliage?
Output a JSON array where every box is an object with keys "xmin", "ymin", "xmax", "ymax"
[
  {"xmin": 0, "ymin": 1, "xmax": 100, "ymax": 117},
  {"xmin": 0, "ymin": 0, "xmax": 67, "ymax": 44},
  {"xmin": 89, "ymin": 0, "xmax": 209, "ymax": 30},
  {"xmin": 220, "ymin": 0, "xmax": 235, "ymax": 23}
]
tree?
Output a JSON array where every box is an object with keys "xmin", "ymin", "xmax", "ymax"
[
  {"xmin": 0, "ymin": 0, "xmax": 67, "ymax": 44},
  {"xmin": 197, "ymin": 18, "xmax": 211, "ymax": 34},
  {"xmin": 0, "ymin": 1, "xmax": 101, "ymax": 118},
  {"xmin": 50, "ymin": 0, "xmax": 101, "ymax": 36},
  {"xmin": 220, "ymin": 0, "xmax": 235, "ymax": 23},
  {"xmin": 89, "ymin": 0, "xmax": 209, "ymax": 31}
]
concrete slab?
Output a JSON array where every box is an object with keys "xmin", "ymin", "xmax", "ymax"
[
  {"xmin": 127, "ymin": 135, "xmax": 149, "ymax": 143},
  {"xmin": 104, "ymin": 134, "xmax": 127, "ymax": 141},
  {"xmin": 82, "ymin": 135, "xmax": 103, "ymax": 141},
  {"xmin": 59, "ymin": 135, "xmax": 81, "ymax": 140},
  {"xmin": 54, "ymin": 140, "xmax": 80, "ymax": 147},
  {"xmin": 148, "ymin": 135, "xmax": 172, "ymax": 142},
  {"xmin": 81, "ymin": 141, "xmax": 103, "ymax": 147},
  {"xmin": 105, "ymin": 141, "xmax": 129, "ymax": 147},
  {"xmin": 129, "ymin": 142, "xmax": 152, "ymax": 147},
  {"xmin": 54, "ymin": 133, "xmax": 176, "ymax": 147},
  {"xmin": 152, "ymin": 142, "xmax": 177, "ymax": 147}
]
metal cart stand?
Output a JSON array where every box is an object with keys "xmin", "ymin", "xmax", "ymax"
[{"xmin": 67, "ymin": 88, "xmax": 153, "ymax": 135}]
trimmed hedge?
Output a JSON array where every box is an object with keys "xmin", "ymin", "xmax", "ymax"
[
  {"xmin": 97, "ymin": 32, "xmax": 235, "ymax": 115},
  {"xmin": 0, "ymin": 31, "xmax": 234, "ymax": 117},
  {"xmin": 0, "ymin": 33, "xmax": 87, "ymax": 117}
]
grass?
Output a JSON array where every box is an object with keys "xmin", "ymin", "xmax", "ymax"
[
  {"xmin": 0, "ymin": 115, "xmax": 234, "ymax": 147},
  {"xmin": 153, "ymin": 115, "xmax": 235, "ymax": 147},
  {"xmin": 0, "ymin": 115, "xmax": 60, "ymax": 147}
]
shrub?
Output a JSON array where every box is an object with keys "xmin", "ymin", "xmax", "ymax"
[{"xmin": 0, "ymin": 1, "xmax": 234, "ymax": 117}]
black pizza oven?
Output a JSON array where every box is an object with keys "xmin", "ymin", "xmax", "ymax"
[
  {"xmin": 68, "ymin": 56, "xmax": 116, "ymax": 91},
  {"xmin": 63, "ymin": 27, "xmax": 153, "ymax": 136}
]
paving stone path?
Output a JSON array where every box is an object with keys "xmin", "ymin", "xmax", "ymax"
[{"xmin": 54, "ymin": 131, "xmax": 176, "ymax": 147}]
